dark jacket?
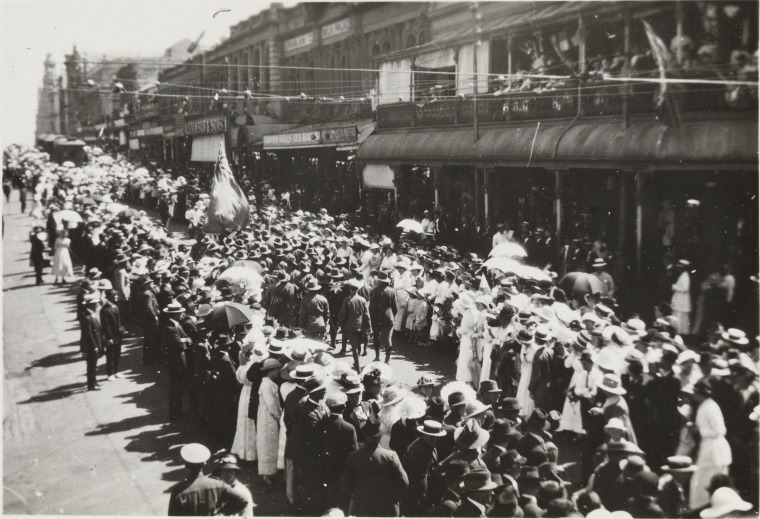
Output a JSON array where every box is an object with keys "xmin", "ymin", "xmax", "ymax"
[
  {"xmin": 134, "ymin": 288, "xmax": 159, "ymax": 329},
  {"xmin": 626, "ymin": 495, "xmax": 667, "ymax": 518},
  {"xmin": 528, "ymin": 346, "xmax": 553, "ymax": 410},
  {"xmin": 339, "ymin": 293, "xmax": 371, "ymax": 333},
  {"xmin": 369, "ymin": 284, "xmax": 397, "ymax": 330},
  {"xmin": 99, "ymin": 301, "xmax": 122, "ymax": 345},
  {"xmin": 168, "ymin": 473, "xmax": 248, "ymax": 516},
  {"xmin": 161, "ymin": 319, "xmax": 189, "ymax": 370},
  {"xmin": 298, "ymin": 292, "xmax": 330, "ymax": 336},
  {"xmin": 80, "ymin": 310, "xmax": 103, "ymax": 356},
  {"xmin": 401, "ymin": 437, "xmax": 438, "ymax": 512},
  {"xmin": 341, "ymin": 441, "xmax": 409, "ymax": 517},
  {"xmin": 389, "ymin": 418, "xmax": 419, "ymax": 458},
  {"xmin": 322, "ymin": 414, "xmax": 359, "ymax": 482}
]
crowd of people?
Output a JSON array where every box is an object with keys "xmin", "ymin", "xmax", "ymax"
[{"xmin": 4, "ymin": 142, "xmax": 760, "ymax": 518}]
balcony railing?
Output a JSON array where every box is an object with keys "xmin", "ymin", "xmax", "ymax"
[{"xmin": 376, "ymin": 79, "xmax": 757, "ymax": 129}]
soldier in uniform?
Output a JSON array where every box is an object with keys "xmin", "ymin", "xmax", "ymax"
[{"xmin": 168, "ymin": 443, "xmax": 248, "ymax": 516}]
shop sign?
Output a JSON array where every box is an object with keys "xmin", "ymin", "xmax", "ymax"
[
  {"xmin": 322, "ymin": 126, "xmax": 357, "ymax": 145},
  {"xmin": 264, "ymin": 130, "xmax": 322, "ymax": 148},
  {"xmin": 321, "ymin": 18, "xmax": 350, "ymax": 39},
  {"xmin": 135, "ymin": 128, "xmax": 146, "ymax": 137},
  {"xmin": 185, "ymin": 115, "xmax": 227, "ymax": 136},
  {"xmin": 144, "ymin": 126, "xmax": 163, "ymax": 136},
  {"xmin": 284, "ymin": 31, "xmax": 314, "ymax": 53},
  {"xmin": 113, "ymin": 118, "xmax": 126, "ymax": 128},
  {"xmin": 94, "ymin": 123, "xmax": 106, "ymax": 130}
]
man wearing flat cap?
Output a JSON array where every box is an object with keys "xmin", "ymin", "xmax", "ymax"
[{"xmin": 168, "ymin": 443, "xmax": 248, "ymax": 516}]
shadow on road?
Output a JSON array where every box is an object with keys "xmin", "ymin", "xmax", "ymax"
[
  {"xmin": 17, "ymin": 381, "xmax": 86, "ymax": 404},
  {"xmin": 26, "ymin": 350, "xmax": 82, "ymax": 369}
]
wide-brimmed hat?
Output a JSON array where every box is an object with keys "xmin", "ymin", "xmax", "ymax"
[
  {"xmin": 491, "ymin": 419, "xmax": 520, "ymax": 444},
  {"xmin": 598, "ymin": 374, "xmax": 627, "ymax": 395},
  {"xmin": 376, "ymin": 271, "xmax": 391, "ymax": 284},
  {"xmin": 459, "ymin": 470, "xmax": 498, "ymax": 492},
  {"xmin": 338, "ymin": 374, "xmax": 364, "ymax": 394},
  {"xmin": 304, "ymin": 278, "xmax": 322, "ymax": 291},
  {"xmin": 379, "ymin": 386, "xmax": 407, "ymax": 407},
  {"xmin": 700, "ymin": 487, "xmax": 754, "ymax": 519},
  {"xmin": 479, "ymin": 380, "xmax": 501, "ymax": 394},
  {"xmin": 260, "ymin": 358, "xmax": 282, "ymax": 372},
  {"xmin": 592, "ymin": 258, "xmax": 607, "ymax": 268},
  {"xmin": 134, "ymin": 275, "xmax": 153, "ymax": 288},
  {"xmin": 602, "ymin": 440, "xmax": 643, "ymax": 455},
  {"xmin": 303, "ymin": 374, "xmax": 327, "ymax": 394},
  {"xmin": 722, "ymin": 328, "xmax": 749, "ymax": 346},
  {"xmin": 461, "ymin": 400, "xmax": 492, "ymax": 421},
  {"xmin": 417, "ymin": 419, "xmax": 447, "ymax": 437},
  {"xmin": 661, "ymin": 455, "xmax": 697, "ymax": 473},
  {"xmin": 216, "ymin": 454, "xmax": 241, "ymax": 471},
  {"xmin": 290, "ymin": 363, "xmax": 319, "ymax": 381},
  {"xmin": 416, "ymin": 375, "xmax": 435, "ymax": 388},
  {"xmin": 454, "ymin": 419, "xmax": 490, "ymax": 449}
]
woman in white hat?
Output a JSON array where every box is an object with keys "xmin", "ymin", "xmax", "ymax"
[
  {"xmin": 377, "ymin": 385, "xmax": 407, "ymax": 449},
  {"xmin": 594, "ymin": 373, "xmax": 638, "ymax": 446}
]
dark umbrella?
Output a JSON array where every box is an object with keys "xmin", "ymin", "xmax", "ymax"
[
  {"xmin": 205, "ymin": 302, "xmax": 253, "ymax": 330},
  {"xmin": 559, "ymin": 272, "xmax": 603, "ymax": 296},
  {"xmin": 230, "ymin": 259, "xmax": 265, "ymax": 275}
]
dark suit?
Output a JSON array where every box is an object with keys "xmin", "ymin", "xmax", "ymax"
[
  {"xmin": 528, "ymin": 346, "xmax": 552, "ymax": 411},
  {"xmin": 100, "ymin": 301, "xmax": 122, "ymax": 376},
  {"xmin": 401, "ymin": 437, "xmax": 438, "ymax": 516},
  {"xmin": 293, "ymin": 398, "xmax": 330, "ymax": 516},
  {"xmin": 493, "ymin": 340, "xmax": 520, "ymax": 396},
  {"xmin": 134, "ymin": 287, "xmax": 160, "ymax": 364},
  {"xmin": 162, "ymin": 319, "xmax": 189, "ymax": 418},
  {"xmin": 341, "ymin": 441, "xmax": 409, "ymax": 517},
  {"xmin": 389, "ymin": 418, "xmax": 419, "ymax": 458},
  {"xmin": 168, "ymin": 473, "xmax": 247, "ymax": 516},
  {"xmin": 644, "ymin": 370, "xmax": 682, "ymax": 468},
  {"xmin": 515, "ymin": 431, "xmax": 546, "ymax": 461},
  {"xmin": 454, "ymin": 497, "xmax": 488, "ymax": 518},
  {"xmin": 269, "ymin": 281, "xmax": 298, "ymax": 327},
  {"xmin": 80, "ymin": 309, "xmax": 103, "ymax": 389},
  {"xmin": 622, "ymin": 372, "xmax": 652, "ymax": 452},
  {"xmin": 30, "ymin": 234, "xmax": 45, "ymax": 284},
  {"xmin": 320, "ymin": 413, "xmax": 359, "ymax": 511}
]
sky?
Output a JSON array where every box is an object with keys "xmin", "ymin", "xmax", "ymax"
[{"xmin": 0, "ymin": 0, "xmax": 298, "ymax": 147}]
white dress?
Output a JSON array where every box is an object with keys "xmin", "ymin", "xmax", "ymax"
[
  {"xmin": 455, "ymin": 308, "xmax": 477, "ymax": 385},
  {"xmin": 256, "ymin": 377, "xmax": 282, "ymax": 475},
  {"xmin": 689, "ymin": 398, "xmax": 732, "ymax": 508},
  {"xmin": 516, "ymin": 342, "xmax": 540, "ymax": 418},
  {"xmin": 51, "ymin": 237, "xmax": 74, "ymax": 277},
  {"xmin": 231, "ymin": 362, "xmax": 257, "ymax": 461},
  {"xmin": 671, "ymin": 271, "xmax": 692, "ymax": 335},
  {"xmin": 558, "ymin": 356, "xmax": 596, "ymax": 434}
]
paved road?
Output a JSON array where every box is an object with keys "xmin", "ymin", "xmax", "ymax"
[{"xmin": 2, "ymin": 191, "xmax": 457, "ymax": 515}]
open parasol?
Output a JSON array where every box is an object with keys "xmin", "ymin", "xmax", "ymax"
[
  {"xmin": 282, "ymin": 337, "xmax": 331, "ymax": 353},
  {"xmin": 53, "ymin": 209, "xmax": 83, "ymax": 227},
  {"xmin": 559, "ymin": 272, "xmax": 604, "ymax": 296},
  {"xmin": 483, "ymin": 256, "xmax": 523, "ymax": 274},
  {"xmin": 397, "ymin": 219, "xmax": 424, "ymax": 234},
  {"xmin": 217, "ymin": 266, "xmax": 264, "ymax": 288},
  {"xmin": 489, "ymin": 242, "xmax": 528, "ymax": 259},
  {"xmin": 205, "ymin": 302, "xmax": 253, "ymax": 330},
  {"xmin": 230, "ymin": 259, "xmax": 265, "ymax": 275}
]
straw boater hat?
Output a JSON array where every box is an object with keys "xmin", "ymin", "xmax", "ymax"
[
  {"xmin": 722, "ymin": 328, "xmax": 749, "ymax": 346},
  {"xmin": 417, "ymin": 420, "xmax": 447, "ymax": 437},
  {"xmin": 164, "ymin": 301, "xmax": 185, "ymax": 314}
]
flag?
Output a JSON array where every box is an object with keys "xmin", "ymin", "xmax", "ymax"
[
  {"xmin": 642, "ymin": 20, "xmax": 673, "ymax": 107},
  {"xmin": 202, "ymin": 140, "xmax": 250, "ymax": 235},
  {"xmin": 479, "ymin": 273, "xmax": 490, "ymax": 293}
]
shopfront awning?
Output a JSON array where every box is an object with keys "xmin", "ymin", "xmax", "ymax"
[
  {"xmin": 357, "ymin": 118, "xmax": 758, "ymax": 170},
  {"xmin": 191, "ymin": 135, "xmax": 224, "ymax": 162}
]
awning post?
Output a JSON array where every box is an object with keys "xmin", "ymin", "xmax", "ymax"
[
  {"xmin": 484, "ymin": 168, "xmax": 490, "ymax": 226},
  {"xmin": 635, "ymin": 172, "xmax": 644, "ymax": 289},
  {"xmin": 555, "ymin": 169, "xmax": 563, "ymax": 251},
  {"xmin": 433, "ymin": 166, "xmax": 440, "ymax": 211}
]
